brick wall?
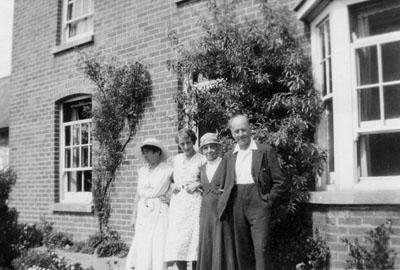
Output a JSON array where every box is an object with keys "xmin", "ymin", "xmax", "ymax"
[
  {"xmin": 8, "ymin": 0, "xmax": 297, "ymax": 242},
  {"xmin": 308, "ymin": 204, "xmax": 400, "ymax": 269}
]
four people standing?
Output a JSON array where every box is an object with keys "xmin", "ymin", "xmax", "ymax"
[{"xmin": 127, "ymin": 114, "xmax": 288, "ymax": 270}]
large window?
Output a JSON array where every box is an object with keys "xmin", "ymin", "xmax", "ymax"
[
  {"xmin": 350, "ymin": 0, "xmax": 400, "ymax": 179},
  {"xmin": 316, "ymin": 18, "xmax": 335, "ymax": 186},
  {"xmin": 60, "ymin": 97, "xmax": 92, "ymax": 203},
  {"xmin": 63, "ymin": 0, "xmax": 94, "ymax": 43}
]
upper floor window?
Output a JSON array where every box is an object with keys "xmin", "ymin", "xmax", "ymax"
[
  {"xmin": 63, "ymin": 0, "xmax": 94, "ymax": 43},
  {"xmin": 60, "ymin": 97, "xmax": 92, "ymax": 203},
  {"xmin": 350, "ymin": 0, "xmax": 400, "ymax": 179}
]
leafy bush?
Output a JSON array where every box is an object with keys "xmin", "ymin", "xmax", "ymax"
[
  {"xmin": 272, "ymin": 227, "xmax": 330, "ymax": 270},
  {"xmin": 12, "ymin": 248, "xmax": 90, "ymax": 270},
  {"xmin": 14, "ymin": 223, "xmax": 43, "ymax": 253},
  {"xmin": 342, "ymin": 221, "xmax": 396, "ymax": 270},
  {"xmin": 37, "ymin": 216, "xmax": 74, "ymax": 249},
  {"xmin": 71, "ymin": 230, "xmax": 128, "ymax": 257},
  {"xmin": 0, "ymin": 169, "xmax": 20, "ymax": 268},
  {"xmin": 92, "ymin": 230, "xmax": 128, "ymax": 258}
]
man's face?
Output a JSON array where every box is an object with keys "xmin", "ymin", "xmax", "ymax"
[{"xmin": 230, "ymin": 116, "xmax": 251, "ymax": 149}]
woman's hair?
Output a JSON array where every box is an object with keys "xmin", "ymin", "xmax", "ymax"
[
  {"xmin": 175, "ymin": 128, "xmax": 197, "ymax": 144},
  {"xmin": 141, "ymin": 145, "xmax": 162, "ymax": 155}
]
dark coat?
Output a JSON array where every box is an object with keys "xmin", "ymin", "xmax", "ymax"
[{"xmin": 217, "ymin": 142, "xmax": 288, "ymax": 219}]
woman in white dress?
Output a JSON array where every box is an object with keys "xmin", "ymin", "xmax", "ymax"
[
  {"xmin": 164, "ymin": 128, "xmax": 206, "ymax": 270},
  {"xmin": 125, "ymin": 138, "xmax": 173, "ymax": 270}
]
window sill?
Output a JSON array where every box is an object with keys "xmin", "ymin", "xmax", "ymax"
[
  {"xmin": 308, "ymin": 190, "xmax": 400, "ymax": 205},
  {"xmin": 51, "ymin": 203, "xmax": 93, "ymax": 213},
  {"xmin": 51, "ymin": 35, "xmax": 94, "ymax": 55}
]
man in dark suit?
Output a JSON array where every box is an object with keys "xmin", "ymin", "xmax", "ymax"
[{"xmin": 217, "ymin": 114, "xmax": 288, "ymax": 270}]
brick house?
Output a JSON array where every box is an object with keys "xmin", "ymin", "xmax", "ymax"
[{"xmin": 6, "ymin": 0, "xmax": 400, "ymax": 269}]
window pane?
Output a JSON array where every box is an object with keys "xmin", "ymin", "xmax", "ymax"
[
  {"xmin": 82, "ymin": 146, "xmax": 89, "ymax": 167},
  {"xmin": 65, "ymin": 148, "xmax": 71, "ymax": 168},
  {"xmin": 382, "ymin": 41, "xmax": 400, "ymax": 82},
  {"xmin": 63, "ymin": 98, "xmax": 91, "ymax": 122},
  {"xmin": 81, "ymin": 123, "xmax": 89, "ymax": 144},
  {"xmin": 67, "ymin": 3, "xmax": 73, "ymax": 20},
  {"xmin": 328, "ymin": 58, "xmax": 332, "ymax": 94},
  {"xmin": 67, "ymin": 171, "xmax": 77, "ymax": 192},
  {"xmin": 319, "ymin": 23, "xmax": 326, "ymax": 59},
  {"xmin": 84, "ymin": 171, "xmax": 92, "ymax": 192},
  {"xmin": 356, "ymin": 46, "xmax": 378, "ymax": 86},
  {"xmin": 75, "ymin": 0, "xmax": 82, "ymax": 18},
  {"xmin": 73, "ymin": 124, "xmax": 80, "ymax": 145},
  {"xmin": 384, "ymin": 84, "xmax": 400, "ymax": 119},
  {"xmin": 326, "ymin": 100, "xmax": 334, "ymax": 173},
  {"xmin": 90, "ymin": 145, "xmax": 92, "ymax": 167},
  {"xmin": 73, "ymin": 147, "xmax": 80, "ymax": 168},
  {"xmin": 350, "ymin": 0, "xmax": 400, "ymax": 39},
  {"xmin": 358, "ymin": 132, "xmax": 400, "ymax": 177},
  {"xmin": 65, "ymin": 126, "xmax": 71, "ymax": 146},
  {"xmin": 359, "ymin": 87, "xmax": 380, "ymax": 121},
  {"xmin": 77, "ymin": 171, "xmax": 83, "ymax": 192},
  {"xmin": 321, "ymin": 62, "xmax": 327, "ymax": 96}
]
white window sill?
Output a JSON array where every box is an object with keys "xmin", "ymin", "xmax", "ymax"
[
  {"xmin": 308, "ymin": 190, "xmax": 400, "ymax": 205},
  {"xmin": 51, "ymin": 203, "xmax": 93, "ymax": 213},
  {"xmin": 51, "ymin": 35, "xmax": 94, "ymax": 55}
]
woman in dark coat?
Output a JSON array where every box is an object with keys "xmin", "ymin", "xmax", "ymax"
[{"xmin": 197, "ymin": 133, "xmax": 236, "ymax": 270}]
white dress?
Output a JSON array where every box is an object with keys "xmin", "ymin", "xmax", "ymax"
[
  {"xmin": 125, "ymin": 162, "xmax": 173, "ymax": 270},
  {"xmin": 164, "ymin": 152, "xmax": 206, "ymax": 262}
]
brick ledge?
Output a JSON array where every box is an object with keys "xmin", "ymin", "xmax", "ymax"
[
  {"xmin": 308, "ymin": 191, "xmax": 400, "ymax": 205},
  {"xmin": 51, "ymin": 203, "xmax": 93, "ymax": 213}
]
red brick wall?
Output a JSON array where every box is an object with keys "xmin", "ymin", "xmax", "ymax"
[
  {"xmin": 308, "ymin": 204, "xmax": 400, "ymax": 269},
  {"xmin": 8, "ymin": 0, "xmax": 298, "ymax": 242}
]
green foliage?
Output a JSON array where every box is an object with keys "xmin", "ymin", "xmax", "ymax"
[
  {"xmin": 12, "ymin": 249, "xmax": 90, "ymax": 270},
  {"xmin": 79, "ymin": 52, "xmax": 152, "ymax": 232},
  {"xmin": 342, "ymin": 221, "xmax": 396, "ymax": 270}
]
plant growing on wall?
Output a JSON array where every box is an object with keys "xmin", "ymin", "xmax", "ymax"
[
  {"xmin": 168, "ymin": 0, "xmax": 328, "ymax": 268},
  {"xmin": 342, "ymin": 220, "xmax": 396, "ymax": 270},
  {"xmin": 79, "ymin": 52, "xmax": 152, "ymax": 233}
]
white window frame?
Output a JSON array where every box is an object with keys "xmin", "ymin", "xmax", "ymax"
[
  {"xmin": 348, "ymin": 1, "xmax": 400, "ymax": 189},
  {"xmin": 60, "ymin": 96, "xmax": 92, "ymax": 203},
  {"xmin": 62, "ymin": 0, "xmax": 94, "ymax": 43}
]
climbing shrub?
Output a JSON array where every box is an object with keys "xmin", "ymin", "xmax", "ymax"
[{"xmin": 79, "ymin": 52, "xmax": 152, "ymax": 232}]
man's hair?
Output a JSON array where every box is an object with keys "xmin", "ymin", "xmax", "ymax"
[
  {"xmin": 175, "ymin": 128, "xmax": 197, "ymax": 144},
  {"xmin": 141, "ymin": 145, "xmax": 162, "ymax": 155},
  {"xmin": 228, "ymin": 114, "xmax": 250, "ymax": 129}
]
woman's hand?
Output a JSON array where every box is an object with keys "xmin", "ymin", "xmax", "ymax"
[
  {"xmin": 171, "ymin": 183, "xmax": 181, "ymax": 194},
  {"xmin": 185, "ymin": 182, "xmax": 201, "ymax": 194}
]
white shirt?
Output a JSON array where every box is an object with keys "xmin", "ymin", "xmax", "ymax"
[
  {"xmin": 206, "ymin": 157, "xmax": 222, "ymax": 182},
  {"xmin": 233, "ymin": 139, "xmax": 258, "ymax": 184}
]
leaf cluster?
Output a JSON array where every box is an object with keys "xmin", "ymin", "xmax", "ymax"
[
  {"xmin": 342, "ymin": 221, "xmax": 396, "ymax": 270},
  {"xmin": 79, "ymin": 52, "xmax": 152, "ymax": 231}
]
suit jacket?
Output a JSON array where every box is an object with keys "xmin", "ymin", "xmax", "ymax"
[{"xmin": 217, "ymin": 142, "xmax": 287, "ymax": 219}]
